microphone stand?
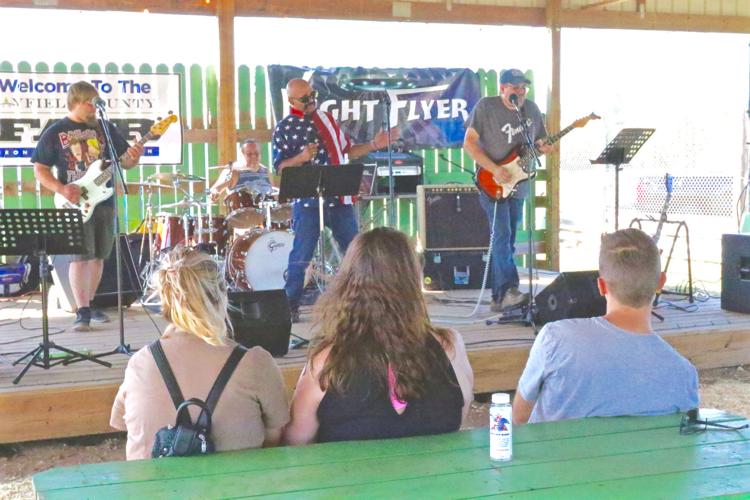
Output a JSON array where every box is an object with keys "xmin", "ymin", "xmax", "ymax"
[
  {"xmin": 91, "ymin": 102, "xmax": 133, "ymax": 358},
  {"xmin": 383, "ymin": 91, "xmax": 396, "ymax": 227}
]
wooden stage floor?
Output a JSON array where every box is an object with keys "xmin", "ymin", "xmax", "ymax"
[{"xmin": 1, "ymin": 271, "xmax": 749, "ymax": 443}]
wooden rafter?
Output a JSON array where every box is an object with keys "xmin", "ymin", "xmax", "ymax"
[
  {"xmin": 2, "ymin": 0, "xmax": 748, "ymax": 34},
  {"xmin": 580, "ymin": 0, "xmax": 629, "ymax": 11}
]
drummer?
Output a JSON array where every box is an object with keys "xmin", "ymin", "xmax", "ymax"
[{"xmin": 210, "ymin": 139, "xmax": 273, "ymax": 201}]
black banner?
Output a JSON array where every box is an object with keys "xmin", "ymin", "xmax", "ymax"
[{"xmin": 268, "ymin": 66, "xmax": 481, "ymax": 149}]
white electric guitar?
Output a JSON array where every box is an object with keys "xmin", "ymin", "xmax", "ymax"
[{"xmin": 54, "ymin": 114, "xmax": 178, "ymax": 222}]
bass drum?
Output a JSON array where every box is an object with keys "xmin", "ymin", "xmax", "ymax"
[{"xmin": 228, "ymin": 230, "xmax": 293, "ymax": 291}]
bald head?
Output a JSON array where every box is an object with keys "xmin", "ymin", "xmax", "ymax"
[
  {"xmin": 286, "ymin": 78, "xmax": 311, "ymax": 99},
  {"xmin": 286, "ymin": 78, "xmax": 316, "ymax": 115}
]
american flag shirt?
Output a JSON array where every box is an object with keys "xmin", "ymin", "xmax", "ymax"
[{"xmin": 272, "ymin": 108, "xmax": 355, "ymax": 206}]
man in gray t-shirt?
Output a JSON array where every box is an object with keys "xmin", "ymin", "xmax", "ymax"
[
  {"xmin": 513, "ymin": 228, "xmax": 699, "ymax": 424},
  {"xmin": 463, "ymin": 69, "xmax": 553, "ymax": 312}
]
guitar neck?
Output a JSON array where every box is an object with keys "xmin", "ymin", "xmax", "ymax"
[
  {"xmin": 117, "ymin": 132, "xmax": 155, "ymax": 161},
  {"xmin": 545, "ymin": 123, "xmax": 577, "ymax": 146},
  {"xmin": 518, "ymin": 123, "xmax": 575, "ymax": 165}
]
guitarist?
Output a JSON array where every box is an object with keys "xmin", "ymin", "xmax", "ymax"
[
  {"xmin": 463, "ymin": 69, "xmax": 554, "ymax": 313},
  {"xmin": 32, "ymin": 81, "xmax": 144, "ymax": 332}
]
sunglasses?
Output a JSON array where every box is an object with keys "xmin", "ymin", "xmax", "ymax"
[
  {"xmin": 679, "ymin": 409, "xmax": 749, "ymax": 435},
  {"xmin": 294, "ymin": 91, "xmax": 317, "ymax": 104}
]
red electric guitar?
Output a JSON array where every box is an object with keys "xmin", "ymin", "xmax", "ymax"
[{"xmin": 475, "ymin": 112, "xmax": 600, "ymax": 200}]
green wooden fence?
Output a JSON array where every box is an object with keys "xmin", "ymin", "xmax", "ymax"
[{"xmin": 0, "ymin": 62, "xmax": 548, "ymax": 266}]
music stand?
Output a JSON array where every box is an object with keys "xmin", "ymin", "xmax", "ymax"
[
  {"xmin": 279, "ymin": 164, "xmax": 364, "ymax": 286},
  {"xmin": 591, "ymin": 128, "xmax": 655, "ymax": 230},
  {"xmin": 0, "ymin": 209, "xmax": 112, "ymax": 385}
]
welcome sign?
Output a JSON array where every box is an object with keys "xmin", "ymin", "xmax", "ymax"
[{"xmin": 0, "ymin": 72, "xmax": 182, "ymax": 166}]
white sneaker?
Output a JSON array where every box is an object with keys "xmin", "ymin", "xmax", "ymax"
[{"xmin": 498, "ymin": 287, "xmax": 528, "ymax": 311}]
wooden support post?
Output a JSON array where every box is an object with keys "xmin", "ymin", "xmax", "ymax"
[
  {"xmin": 546, "ymin": 0, "xmax": 561, "ymax": 271},
  {"xmin": 217, "ymin": 0, "xmax": 237, "ymax": 165}
]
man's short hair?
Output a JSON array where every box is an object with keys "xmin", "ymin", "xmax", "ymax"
[
  {"xmin": 241, "ymin": 139, "xmax": 257, "ymax": 148},
  {"xmin": 599, "ymin": 228, "xmax": 661, "ymax": 307},
  {"xmin": 67, "ymin": 81, "xmax": 98, "ymax": 111}
]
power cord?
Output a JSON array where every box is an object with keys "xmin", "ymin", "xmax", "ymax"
[{"xmin": 0, "ymin": 291, "xmax": 68, "ymax": 348}]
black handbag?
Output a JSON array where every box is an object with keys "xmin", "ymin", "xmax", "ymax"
[{"xmin": 149, "ymin": 340, "xmax": 246, "ymax": 458}]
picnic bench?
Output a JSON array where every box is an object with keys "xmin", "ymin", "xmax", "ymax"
[{"xmin": 33, "ymin": 410, "xmax": 750, "ymax": 499}]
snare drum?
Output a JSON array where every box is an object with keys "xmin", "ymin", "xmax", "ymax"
[
  {"xmin": 189, "ymin": 215, "xmax": 229, "ymax": 255},
  {"xmin": 224, "ymin": 188, "xmax": 264, "ymax": 229},
  {"xmin": 227, "ymin": 230, "xmax": 293, "ymax": 290}
]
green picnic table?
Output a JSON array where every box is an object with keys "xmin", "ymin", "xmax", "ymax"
[{"xmin": 33, "ymin": 410, "xmax": 750, "ymax": 499}]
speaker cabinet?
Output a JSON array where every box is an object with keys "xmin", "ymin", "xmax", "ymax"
[
  {"xmin": 91, "ymin": 234, "xmax": 144, "ymax": 309},
  {"xmin": 417, "ymin": 184, "xmax": 489, "ymax": 251},
  {"xmin": 422, "ymin": 250, "xmax": 490, "ymax": 291},
  {"xmin": 534, "ymin": 271, "xmax": 606, "ymax": 326},
  {"xmin": 721, "ymin": 234, "xmax": 750, "ymax": 313},
  {"xmin": 51, "ymin": 234, "xmax": 143, "ymax": 311},
  {"xmin": 228, "ymin": 290, "xmax": 291, "ymax": 357}
]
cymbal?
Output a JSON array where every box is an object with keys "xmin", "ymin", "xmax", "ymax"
[
  {"xmin": 209, "ymin": 165, "xmax": 230, "ymax": 170},
  {"xmin": 126, "ymin": 182, "xmax": 173, "ymax": 190},
  {"xmin": 148, "ymin": 172, "xmax": 205, "ymax": 184}
]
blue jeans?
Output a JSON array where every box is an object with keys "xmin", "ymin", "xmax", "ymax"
[
  {"xmin": 478, "ymin": 194, "xmax": 524, "ymax": 301},
  {"xmin": 285, "ymin": 202, "xmax": 359, "ymax": 309}
]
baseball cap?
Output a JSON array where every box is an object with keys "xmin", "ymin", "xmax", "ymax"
[{"xmin": 500, "ymin": 68, "xmax": 531, "ymax": 85}]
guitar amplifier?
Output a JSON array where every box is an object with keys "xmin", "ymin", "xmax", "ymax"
[{"xmin": 417, "ymin": 184, "xmax": 489, "ymax": 251}]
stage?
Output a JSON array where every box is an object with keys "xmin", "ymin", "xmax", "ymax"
[{"xmin": 1, "ymin": 271, "xmax": 749, "ymax": 444}]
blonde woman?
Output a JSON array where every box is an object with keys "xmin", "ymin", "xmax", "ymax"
[
  {"xmin": 111, "ymin": 247, "xmax": 289, "ymax": 460},
  {"xmin": 284, "ymin": 227, "xmax": 474, "ymax": 444}
]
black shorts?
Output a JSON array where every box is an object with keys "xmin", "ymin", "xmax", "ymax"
[{"xmin": 71, "ymin": 203, "xmax": 115, "ymax": 262}]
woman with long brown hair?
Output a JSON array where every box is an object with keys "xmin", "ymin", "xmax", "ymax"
[
  {"xmin": 284, "ymin": 227, "xmax": 474, "ymax": 444},
  {"xmin": 111, "ymin": 247, "xmax": 289, "ymax": 459}
]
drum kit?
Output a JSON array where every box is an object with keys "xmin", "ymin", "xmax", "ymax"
[{"xmin": 132, "ymin": 169, "xmax": 294, "ymax": 299}]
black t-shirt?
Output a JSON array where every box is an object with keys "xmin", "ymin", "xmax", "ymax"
[{"xmin": 31, "ymin": 117, "xmax": 129, "ymax": 186}]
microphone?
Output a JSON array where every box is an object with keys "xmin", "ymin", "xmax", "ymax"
[
  {"xmin": 509, "ymin": 94, "xmax": 519, "ymax": 106},
  {"xmin": 91, "ymin": 96, "xmax": 106, "ymax": 109}
]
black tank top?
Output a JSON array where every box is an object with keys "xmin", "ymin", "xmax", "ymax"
[{"xmin": 316, "ymin": 337, "xmax": 464, "ymax": 442}]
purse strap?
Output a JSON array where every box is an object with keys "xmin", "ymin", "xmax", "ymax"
[
  {"xmin": 204, "ymin": 346, "xmax": 246, "ymax": 414},
  {"xmin": 194, "ymin": 346, "xmax": 246, "ymax": 429},
  {"xmin": 150, "ymin": 340, "xmax": 246, "ymax": 429},
  {"xmin": 149, "ymin": 340, "xmax": 185, "ymax": 410}
]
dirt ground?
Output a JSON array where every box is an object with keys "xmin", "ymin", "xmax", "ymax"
[{"xmin": 2, "ymin": 364, "xmax": 749, "ymax": 499}]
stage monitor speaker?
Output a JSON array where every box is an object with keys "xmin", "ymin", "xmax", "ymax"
[
  {"xmin": 534, "ymin": 271, "xmax": 606, "ymax": 326},
  {"xmin": 51, "ymin": 233, "xmax": 143, "ymax": 311},
  {"xmin": 721, "ymin": 234, "xmax": 750, "ymax": 314},
  {"xmin": 417, "ymin": 184, "xmax": 489, "ymax": 251},
  {"xmin": 228, "ymin": 290, "xmax": 291, "ymax": 357}
]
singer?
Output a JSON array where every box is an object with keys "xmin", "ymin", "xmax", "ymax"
[
  {"xmin": 32, "ymin": 81, "xmax": 143, "ymax": 331},
  {"xmin": 272, "ymin": 78, "xmax": 396, "ymax": 322},
  {"xmin": 463, "ymin": 69, "xmax": 553, "ymax": 313}
]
